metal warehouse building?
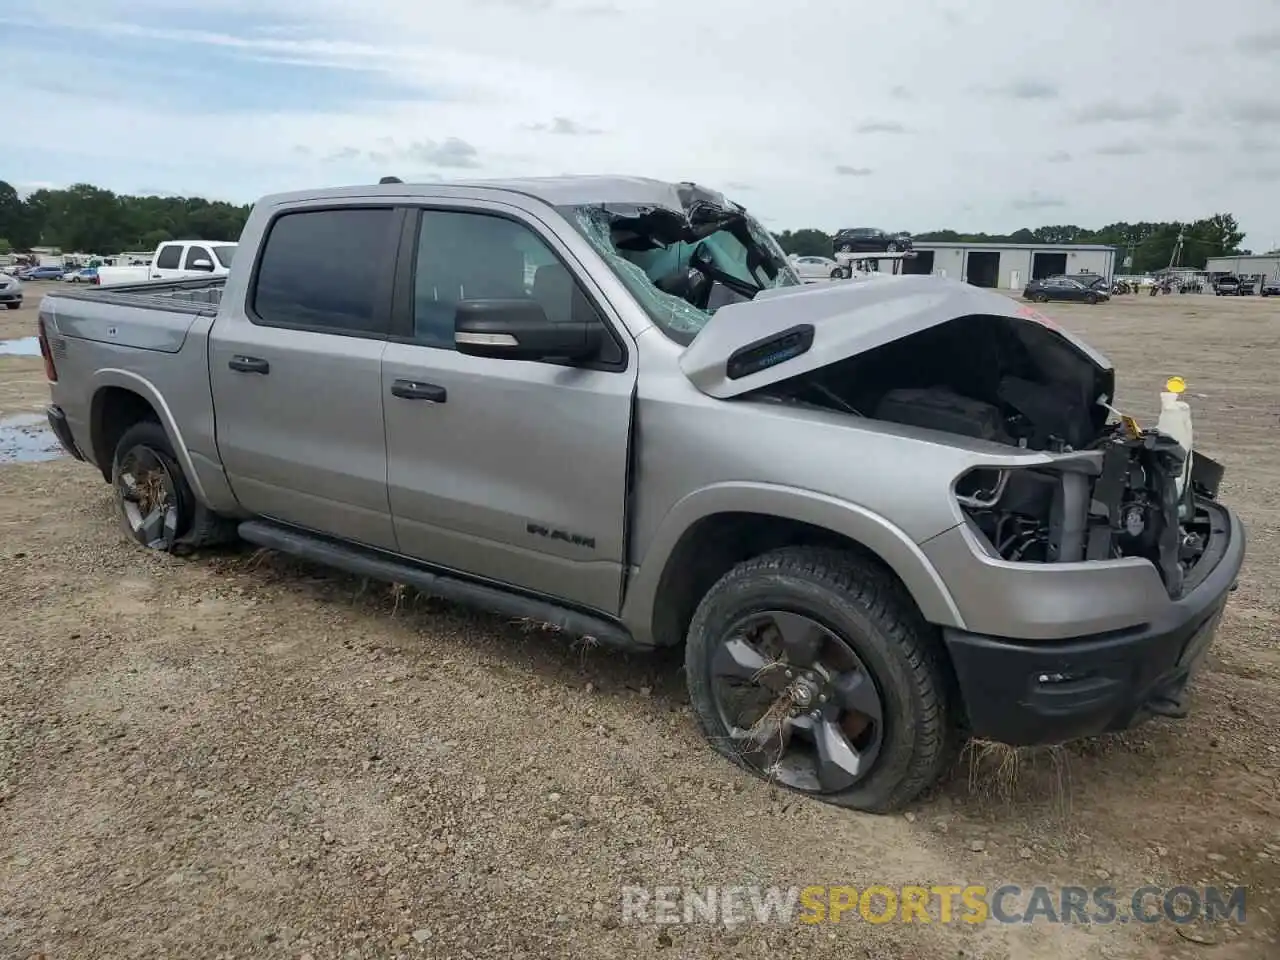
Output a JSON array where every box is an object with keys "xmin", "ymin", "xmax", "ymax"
[
  {"xmin": 903, "ymin": 242, "xmax": 1118, "ymax": 290},
  {"xmin": 1204, "ymin": 254, "xmax": 1280, "ymax": 279}
]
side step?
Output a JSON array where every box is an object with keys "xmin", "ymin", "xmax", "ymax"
[{"xmin": 238, "ymin": 520, "xmax": 651, "ymax": 654}]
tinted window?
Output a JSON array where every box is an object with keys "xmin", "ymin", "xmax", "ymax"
[
  {"xmin": 411, "ymin": 209, "xmax": 616, "ymax": 363},
  {"xmin": 184, "ymin": 246, "xmax": 213, "ymax": 269},
  {"xmin": 252, "ymin": 208, "xmax": 396, "ymax": 334},
  {"xmin": 155, "ymin": 244, "xmax": 182, "ymax": 269},
  {"xmin": 213, "ymin": 245, "xmax": 236, "ymax": 268}
]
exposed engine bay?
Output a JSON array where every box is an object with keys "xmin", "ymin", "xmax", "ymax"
[{"xmin": 751, "ymin": 313, "xmax": 1224, "ymax": 598}]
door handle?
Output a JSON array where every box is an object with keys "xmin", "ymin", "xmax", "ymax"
[
  {"xmin": 391, "ymin": 379, "xmax": 447, "ymax": 403},
  {"xmin": 228, "ymin": 355, "xmax": 270, "ymax": 374}
]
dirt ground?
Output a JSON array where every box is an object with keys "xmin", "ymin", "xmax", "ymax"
[{"xmin": 1, "ymin": 282, "xmax": 1277, "ymax": 959}]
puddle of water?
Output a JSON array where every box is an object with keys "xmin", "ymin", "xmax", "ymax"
[
  {"xmin": 0, "ymin": 412, "xmax": 66, "ymax": 464},
  {"xmin": 0, "ymin": 337, "xmax": 41, "ymax": 357}
]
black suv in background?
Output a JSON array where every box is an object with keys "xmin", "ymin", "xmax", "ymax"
[
  {"xmin": 1214, "ymin": 275, "xmax": 1241, "ymax": 295},
  {"xmin": 831, "ymin": 227, "xmax": 914, "ymax": 254}
]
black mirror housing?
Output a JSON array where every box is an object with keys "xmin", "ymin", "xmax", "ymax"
[{"xmin": 454, "ymin": 299, "xmax": 601, "ymax": 363}]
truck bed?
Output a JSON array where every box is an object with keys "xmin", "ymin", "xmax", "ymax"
[
  {"xmin": 42, "ymin": 276, "xmax": 227, "ymax": 356},
  {"xmin": 45, "ymin": 275, "xmax": 227, "ymax": 316}
]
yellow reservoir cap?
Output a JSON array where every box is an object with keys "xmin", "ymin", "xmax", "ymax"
[{"xmin": 1166, "ymin": 376, "xmax": 1186, "ymax": 394}]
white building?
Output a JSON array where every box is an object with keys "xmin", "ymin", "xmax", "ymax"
[
  {"xmin": 1204, "ymin": 254, "xmax": 1280, "ymax": 279},
  {"xmin": 906, "ymin": 242, "xmax": 1119, "ymax": 291}
]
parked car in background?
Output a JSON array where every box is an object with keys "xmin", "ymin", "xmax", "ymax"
[
  {"xmin": 1023, "ymin": 275, "xmax": 1110, "ymax": 304},
  {"xmin": 1238, "ymin": 278, "xmax": 1257, "ymax": 296},
  {"xmin": 96, "ymin": 240, "xmax": 237, "ymax": 287},
  {"xmin": 21, "ymin": 265, "xmax": 66, "ymax": 281},
  {"xmin": 789, "ymin": 255, "xmax": 845, "ymax": 282},
  {"xmin": 0, "ymin": 273, "xmax": 22, "ymax": 309},
  {"xmin": 65, "ymin": 267, "xmax": 100, "ymax": 284},
  {"xmin": 37, "ymin": 175, "xmax": 1245, "ymax": 814},
  {"xmin": 1260, "ymin": 279, "xmax": 1280, "ymax": 297},
  {"xmin": 1214, "ymin": 275, "xmax": 1241, "ymax": 296},
  {"xmin": 832, "ymin": 227, "xmax": 913, "ymax": 254}
]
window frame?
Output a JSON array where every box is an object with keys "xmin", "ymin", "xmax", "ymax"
[
  {"xmin": 154, "ymin": 244, "xmax": 183, "ymax": 270},
  {"xmin": 389, "ymin": 203, "xmax": 630, "ymax": 373},
  {"xmin": 246, "ymin": 204, "xmax": 404, "ymax": 340},
  {"xmin": 183, "ymin": 245, "xmax": 214, "ymax": 270}
]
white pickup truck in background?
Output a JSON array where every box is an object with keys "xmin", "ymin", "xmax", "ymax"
[{"xmin": 97, "ymin": 240, "xmax": 237, "ymax": 287}]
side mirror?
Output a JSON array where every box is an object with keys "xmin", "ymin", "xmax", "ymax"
[
  {"xmin": 454, "ymin": 299, "xmax": 601, "ymax": 363},
  {"xmin": 190, "ymin": 258, "xmax": 214, "ymax": 271}
]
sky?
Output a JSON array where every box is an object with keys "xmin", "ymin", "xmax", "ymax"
[{"xmin": 2, "ymin": 0, "xmax": 1279, "ymax": 247}]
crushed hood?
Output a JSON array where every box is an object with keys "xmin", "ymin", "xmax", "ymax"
[{"xmin": 678, "ymin": 274, "xmax": 1113, "ymax": 399}]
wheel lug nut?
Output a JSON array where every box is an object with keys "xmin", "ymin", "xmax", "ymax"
[
  {"xmin": 818, "ymin": 694, "xmax": 827, "ymax": 703},
  {"xmin": 785, "ymin": 670, "xmax": 793, "ymax": 679}
]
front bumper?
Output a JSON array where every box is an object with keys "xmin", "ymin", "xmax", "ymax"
[
  {"xmin": 942, "ymin": 500, "xmax": 1245, "ymax": 747},
  {"xmin": 0, "ymin": 288, "xmax": 21, "ymax": 303},
  {"xmin": 46, "ymin": 405, "xmax": 85, "ymax": 461}
]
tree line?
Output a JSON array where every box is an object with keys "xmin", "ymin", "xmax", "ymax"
[
  {"xmin": 0, "ymin": 180, "xmax": 251, "ymax": 255},
  {"xmin": 0, "ymin": 178, "xmax": 1261, "ymax": 274},
  {"xmin": 772, "ymin": 214, "xmax": 1256, "ymax": 273}
]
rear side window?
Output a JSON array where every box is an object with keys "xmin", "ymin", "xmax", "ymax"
[
  {"xmin": 155, "ymin": 244, "xmax": 182, "ymax": 269},
  {"xmin": 251, "ymin": 208, "xmax": 397, "ymax": 335}
]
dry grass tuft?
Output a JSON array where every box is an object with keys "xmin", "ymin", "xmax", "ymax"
[{"xmin": 963, "ymin": 739, "xmax": 1073, "ymax": 815}]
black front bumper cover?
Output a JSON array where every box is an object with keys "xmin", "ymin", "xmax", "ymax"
[{"xmin": 943, "ymin": 500, "xmax": 1244, "ymax": 747}]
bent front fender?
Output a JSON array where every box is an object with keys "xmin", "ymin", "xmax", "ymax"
[{"xmin": 620, "ymin": 481, "xmax": 965, "ymax": 648}]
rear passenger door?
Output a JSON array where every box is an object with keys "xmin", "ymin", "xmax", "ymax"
[
  {"xmin": 150, "ymin": 243, "xmax": 184, "ymax": 280},
  {"xmin": 380, "ymin": 202, "xmax": 636, "ymax": 614},
  {"xmin": 209, "ymin": 204, "xmax": 402, "ymax": 550}
]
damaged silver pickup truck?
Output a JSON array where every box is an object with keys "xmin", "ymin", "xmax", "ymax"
[{"xmin": 38, "ymin": 176, "xmax": 1245, "ymax": 812}]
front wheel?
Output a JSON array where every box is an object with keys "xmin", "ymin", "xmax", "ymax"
[
  {"xmin": 830, "ymin": 268, "xmax": 844, "ymax": 280},
  {"xmin": 4, "ymin": 302, "xmax": 18, "ymax": 310},
  {"xmin": 685, "ymin": 547, "xmax": 952, "ymax": 813},
  {"xmin": 1035, "ymin": 292, "xmax": 1050, "ymax": 303},
  {"xmin": 886, "ymin": 242, "xmax": 899, "ymax": 253},
  {"xmin": 1086, "ymin": 291, "xmax": 1099, "ymax": 304}
]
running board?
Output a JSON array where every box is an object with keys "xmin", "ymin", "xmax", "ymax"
[{"xmin": 237, "ymin": 520, "xmax": 651, "ymax": 654}]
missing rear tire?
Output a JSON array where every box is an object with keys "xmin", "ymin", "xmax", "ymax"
[{"xmin": 111, "ymin": 420, "xmax": 235, "ymax": 553}]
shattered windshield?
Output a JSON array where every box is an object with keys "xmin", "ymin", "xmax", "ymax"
[{"xmin": 562, "ymin": 196, "xmax": 800, "ymax": 345}]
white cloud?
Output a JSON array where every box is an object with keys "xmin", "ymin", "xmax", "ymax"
[{"xmin": 3, "ymin": 0, "xmax": 1279, "ymax": 245}]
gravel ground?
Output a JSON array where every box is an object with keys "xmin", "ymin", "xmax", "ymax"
[{"xmin": 1, "ymin": 283, "xmax": 1278, "ymax": 959}]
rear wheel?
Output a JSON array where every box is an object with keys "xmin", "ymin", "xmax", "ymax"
[
  {"xmin": 830, "ymin": 268, "xmax": 844, "ymax": 280},
  {"xmin": 1035, "ymin": 292, "xmax": 1050, "ymax": 303},
  {"xmin": 685, "ymin": 547, "xmax": 952, "ymax": 813},
  {"xmin": 111, "ymin": 420, "xmax": 235, "ymax": 553}
]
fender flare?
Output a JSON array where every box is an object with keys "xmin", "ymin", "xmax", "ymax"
[
  {"xmin": 620, "ymin": 481, "xmax": 965, "ymax": 647},
  {"xmin": 88, "ymin": 368, "xmax": 213, "ymax": 505}
]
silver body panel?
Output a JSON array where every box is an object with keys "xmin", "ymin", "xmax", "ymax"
[{"xmin": 40, "ymin": 175, "xmax": 1213, "ymax": 648}]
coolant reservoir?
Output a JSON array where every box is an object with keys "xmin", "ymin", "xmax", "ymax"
[{"xmin": 1156, "ymin": 376, "xmax": 1193, "ymax": 510}]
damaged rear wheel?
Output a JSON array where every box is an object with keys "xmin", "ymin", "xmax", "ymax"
[
  {"xmin": 111, "ymin": 420, "xmax": 232, "ymax": 553},
  {"xmin": 685, "ymin": 546, "xmax": 952, "ymax": 813}
]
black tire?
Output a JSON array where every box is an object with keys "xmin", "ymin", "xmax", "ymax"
[
  {"xmin": 1035, "ymin": 292, "xmax": 1050, "ymax": 303},
  {"xmin": 111, "ymin": 419, "xmax": 236, "ymax": 553},
  {"xmin": 685, "ymin": 546, "xmax": 952, "ymax": 813},
  {"xmin": 1086, "ymin": 291, "xmax": 1099, "ymax": 304},
  {"xmin": 886, "ymin": 242, "xmax": 899, "ymax": 253},
  {"xmin": 5, "ymin": 302, "xmax": 18, "ymax": 310},
  {"xmin": 830, "ymin": 268, "xmax": 844, "ymax": 280}
]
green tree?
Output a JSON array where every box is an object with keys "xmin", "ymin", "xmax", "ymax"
[{"xmin": 772, "ymin": 228, "xmax": 833, "ymax": 257}]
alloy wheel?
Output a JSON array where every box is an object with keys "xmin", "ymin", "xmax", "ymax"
[{"xmin": 707, "ymin": 610, "xmax": 885, "ymax": 794}]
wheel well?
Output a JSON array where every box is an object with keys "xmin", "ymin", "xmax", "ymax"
[
  {"xmin": 648, "ymin": 512, "xmax": 918, "ymax": 648},
  {"xmin": 90, "ymin": 387, "xmax": 160, "ymax": 482}
]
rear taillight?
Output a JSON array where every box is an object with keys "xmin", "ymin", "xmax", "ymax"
[{"xmin": 37, "ymin": 316, "xmax": 58, "ymax": 382}]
